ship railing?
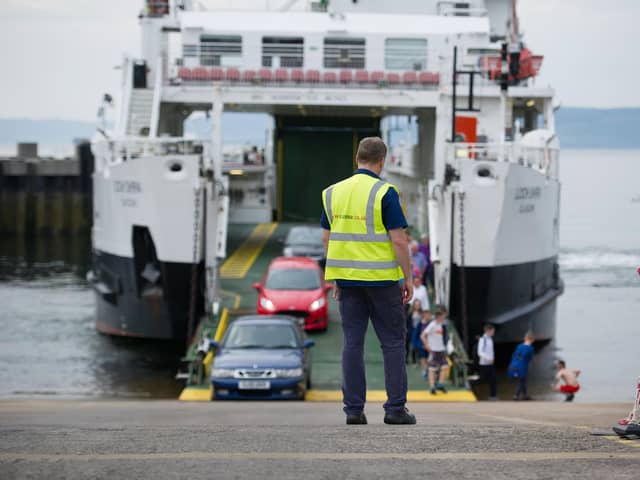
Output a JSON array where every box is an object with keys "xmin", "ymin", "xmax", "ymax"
[
  {"xmin": 446, "ymin": 319, "xmax": 471, "ymax": 388},
  {"xmin": 92, "ymin": 137, "xmax": 273, "ymax": 171},
  {"xmin": 93, "ymin": 137, "xmax": 209, "ymax": 167},
  {"xmin": 447, "ymin": 142, "xmax": 559, "ymax": 177},
  {"xmin": 438, "ymin": 69, "xmax": 537, "ymax": 89}
]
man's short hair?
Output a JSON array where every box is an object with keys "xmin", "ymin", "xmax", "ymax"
[
  {"xmin": 356, "ymin": 137, "xmax": 387, "ymax": 165},
  {"xmin": 557, "ymin": 360, "xmax": 566, "ymax": 368},
  {"xmin": 483, "ymin": 324, "xmax": 495, "ymax": 332}
]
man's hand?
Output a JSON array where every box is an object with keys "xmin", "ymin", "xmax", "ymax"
[
  {"xmin": 332, "ymin": 284, "xmax": 340, "ymax": 301},
  {"xmin": 401, "ymin": 281, "xmax": 413, "ymax": 304}
]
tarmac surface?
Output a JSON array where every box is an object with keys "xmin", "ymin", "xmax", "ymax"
[{"xmin": 1, "ymin": 400, "xmax": 638, "ymax": 479}]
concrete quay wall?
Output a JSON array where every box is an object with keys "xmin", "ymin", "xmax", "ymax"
[{"xmin": 0, "ymin": 143, "xmax": 93, "ymax": 237}]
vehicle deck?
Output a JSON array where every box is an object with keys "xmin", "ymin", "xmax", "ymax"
[{"xmin": 180, "ymin": 223, "xmax": 475, "ymax": 402}]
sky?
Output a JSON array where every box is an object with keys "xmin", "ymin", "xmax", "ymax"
[{"xmin": 0, "ymin": 0, "xmax": 638, "ymax": 121}]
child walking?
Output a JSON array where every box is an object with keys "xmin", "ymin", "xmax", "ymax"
[{"xmin": 421, "ymin": 308, "xmax": 449, "ymax": 395}]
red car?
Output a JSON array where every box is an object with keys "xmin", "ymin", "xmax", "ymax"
[{"xmin": 253, "ymin": 257, "xmax": 331, "ymax": 331}]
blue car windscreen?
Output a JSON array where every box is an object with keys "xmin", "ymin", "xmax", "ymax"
[{"xmin": 225, "ymin": 324, "xmax": 299, "ymax": 349}]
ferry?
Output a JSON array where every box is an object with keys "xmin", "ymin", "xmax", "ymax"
[{"xmin": 89, "ymin": 0, "xmax": 562, "ymax": 354}]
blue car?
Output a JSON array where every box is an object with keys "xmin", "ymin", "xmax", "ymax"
[{"xmin": 210, "ymin": 315, "xmax": 314, "ymax": 400}]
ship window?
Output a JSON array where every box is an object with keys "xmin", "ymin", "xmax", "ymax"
[
  {"xmin": 262, "ymin": 37, "xmax": 304, "ymax": 68},
  {"xmin": 199, "ymin": 35, "xmax": 242, "ymax": 67},
  {"xmin": 385, "ymin": 38, "xmax": 428, "ymax": 71},
  {"xmin": 183, "ymin": 44, "xmax": 197, "ymax": 58},
  {"xmin": 323, "ymin": 37, "xmax": 365, "ymax": 69}
]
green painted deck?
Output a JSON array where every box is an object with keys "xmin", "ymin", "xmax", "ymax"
[{"xmin": 181, "ymin": 223, "xmax": 473, "ymax": 401}]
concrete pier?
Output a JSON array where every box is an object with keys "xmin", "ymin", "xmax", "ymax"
[
  {"xmin": 1, "ymin": 400, "xmax": 638, "ymax": 479},
  {"xmin": 0, "ymin": 143, "xmax": 93, "ymax": 237}
]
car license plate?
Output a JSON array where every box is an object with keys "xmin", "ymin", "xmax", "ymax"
[{"xmin": 238, "ymin": 380, "xmax": 271, "ymax": 390}]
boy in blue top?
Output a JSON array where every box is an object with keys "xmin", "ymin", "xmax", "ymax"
[{"xmin": 508, "ymin": 332, "xmax": 535, "ymax": 401}]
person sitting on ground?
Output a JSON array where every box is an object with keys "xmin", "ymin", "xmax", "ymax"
[
  {"xmin": 411, "ymin": 308, "xmax": 432, "ymax": 376},
  {"xmin": 508, "ymin": 332, "xmax": 535, "ymax": 401},
  {"xmin": 551, "ymin": 360, "xmax": 581, "ymax": 402},
  {"xmin": 421, "ymin": 308, "xmax": 449, "ymax": 395},
  {"xmin": 405, "ymin": 299, "xmax": 423, "ymax": 365}
]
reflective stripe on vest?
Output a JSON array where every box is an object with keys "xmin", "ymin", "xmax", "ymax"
[{"xmin": 324, "ymin": 259, "xmax": 399, "ymax": 270}]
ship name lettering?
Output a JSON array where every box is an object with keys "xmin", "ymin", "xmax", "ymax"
[
  {"xmin": 114, "ymin": 180, "xmax": 142, "ymax": 194},
  {"xmin": 121, "ymin": 198, "xmax": 137, "ymax": 207},
  {"xmin": 514, "ymin": 186, "xmax": 541, "ymax": 200}
]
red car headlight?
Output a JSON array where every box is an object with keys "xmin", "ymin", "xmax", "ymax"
[
  {"xmin": 309, "ymin": 297, "xmax": 326, "ymax": 312},
  {"xmin": 260, "ymin": 297, "xmax": 276, "ymax": 311}
]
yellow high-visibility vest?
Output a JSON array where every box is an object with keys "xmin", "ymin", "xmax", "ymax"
[{"xmin": 322, "ymin": 173, "xmax": 403, "ymax": 282}]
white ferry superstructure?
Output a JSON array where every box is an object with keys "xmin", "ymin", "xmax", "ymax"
[{"xmin": 89, "ymin": 0, "xmax": 562, "ymax": 350}]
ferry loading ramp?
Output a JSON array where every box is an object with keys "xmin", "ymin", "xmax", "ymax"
[{"xmin": 181, "ymin": 222, "xmax": 475, "ymax": 402}]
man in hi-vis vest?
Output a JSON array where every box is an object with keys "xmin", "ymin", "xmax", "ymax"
[{"xmin": 321, "ymin": 137, "xmax": 415, "ymax": 425}]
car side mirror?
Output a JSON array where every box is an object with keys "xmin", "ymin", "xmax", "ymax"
[
  {"xmin": 303, "ymin": 340, "xmax": 315, "ymax": 349},
  {"xmin": 324, "ymin": 284, "xmax": 333, "ymax": 292},
  {"xmin": 252, "ymin": 282, "xmax": 262, "ymax": 291},
  {"xmin": 209, "ymin": 340, "xmax": 220, "ymax": 350}
]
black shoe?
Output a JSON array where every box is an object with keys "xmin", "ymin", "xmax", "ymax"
[
  {"xmin": 384, "ymin": 408, "xmax": 417, "ymax": 425},
  {"xmin": 565, "ymin": 393, "xmax": 575, "ymax": 402},
  {"xmin": 430, "ymin": 387, "xmax": 437, "ymax": 395},
  {"xmin": 436, "ymin": 383, "xmax": 447, "ymax": 393},
  {"xmin": 346, "ymin": 413, "xmax": 368, "ymax": 425}
]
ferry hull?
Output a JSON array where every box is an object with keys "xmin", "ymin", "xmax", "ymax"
[
  {"xmin": 91, "ymin": 250, "xmax": 202, "ymax": 342},
  {"xmin": 449, "ymin": 256, "xmax": 561, "ymax": 357}
]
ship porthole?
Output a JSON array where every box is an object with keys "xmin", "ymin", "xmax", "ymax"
[
  {"xmin": 473, "ymin": 164, "xmax": 496, "ymax": 185},
  {"xmin": 477, "ymin": 167, "xmax": 492, "ymax": 177},
  {"xmin": 164, "ymin": 159, "xmax": 188, "ymax": 181}
]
